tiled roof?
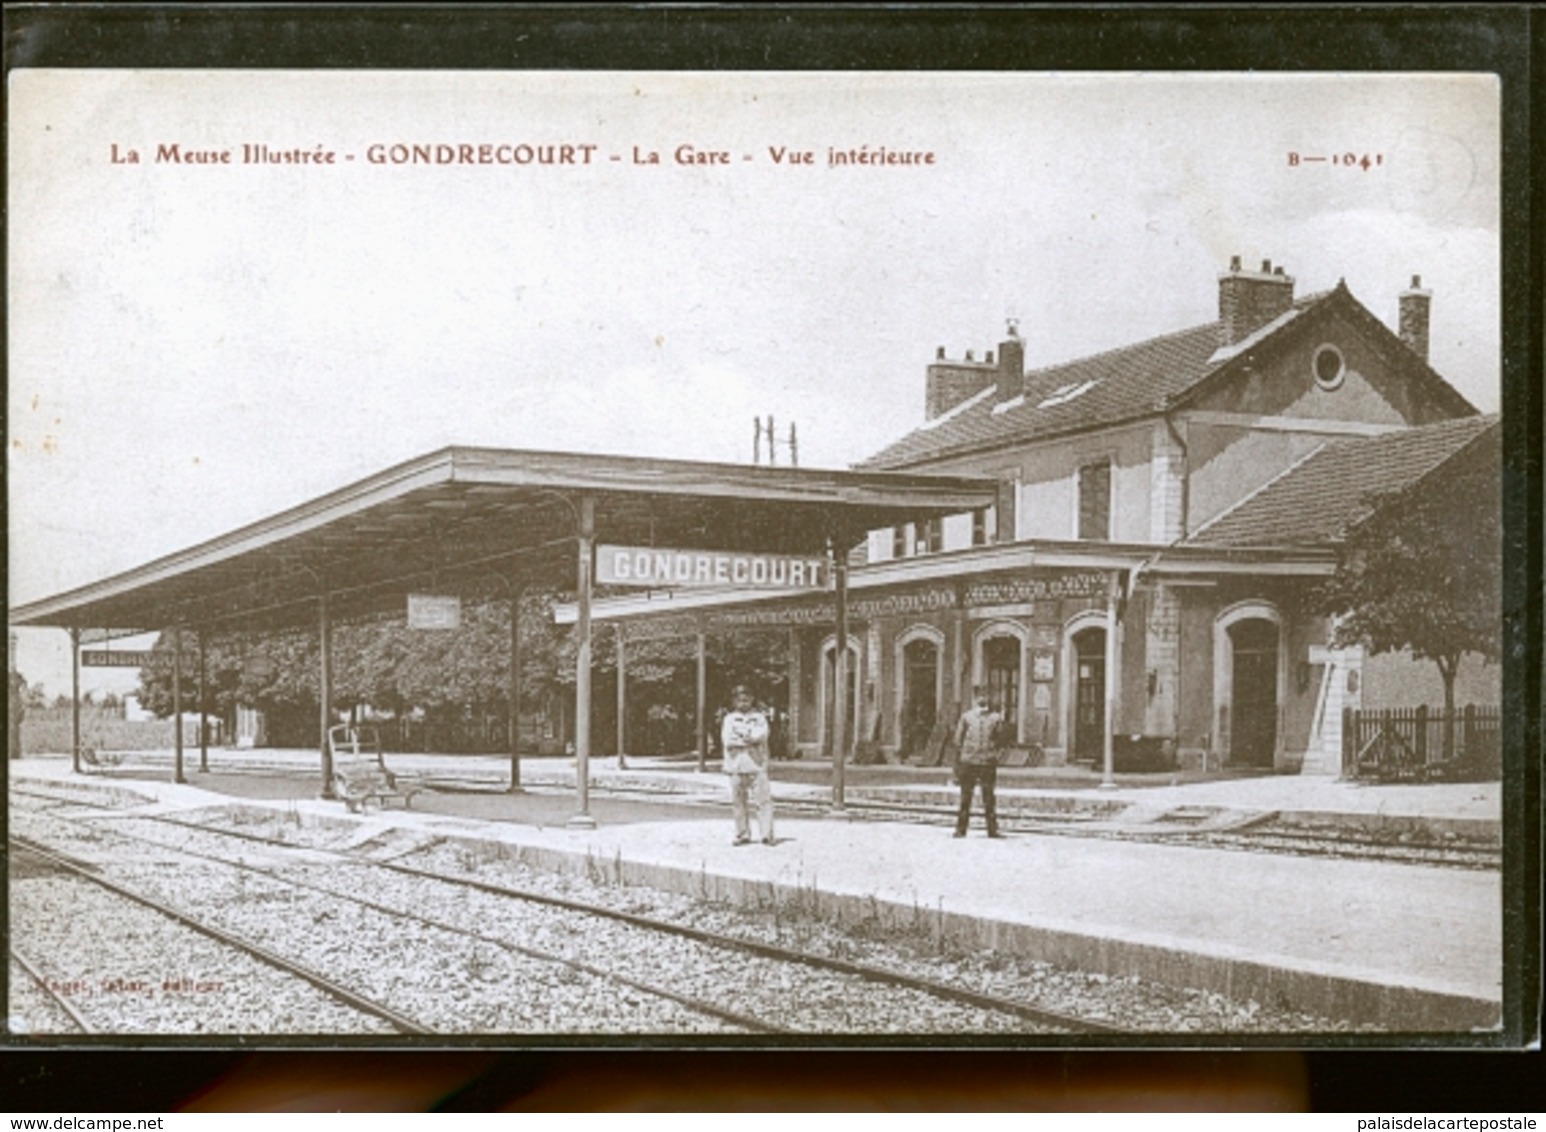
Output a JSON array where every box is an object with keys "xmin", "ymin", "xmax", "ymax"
[
  {"xmin": 1183, "ymin": 414, "xmax": 1497, "ymax": 550},
  {"xmin": 859, "ymin": 293, "xmax": 1329, "ymax": 470}
]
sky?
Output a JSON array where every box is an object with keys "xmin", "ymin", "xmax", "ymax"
[{"xmin": 8, "ymin": 71, "xmax": 1501, "ymax": 697}]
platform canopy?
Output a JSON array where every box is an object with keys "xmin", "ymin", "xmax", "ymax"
[{"xmin": 9, "ymin": 445, "xmax": 996, "ymax": 636}]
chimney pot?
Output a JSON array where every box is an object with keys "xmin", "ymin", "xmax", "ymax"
[
  {"xmin": 996, "ymin": 326, "xmax": 1026, "ymax": 401},
  {"xmin": 936, "ymin": 346, "xmax": 946, "ymax": 360},
  {"xmin": 1229, "ymin": 254, "xmax": 1242, "ymax": 272},
  {"xmin": 965, "ymin": 349, "xmax": 974, "ymax": 362},
  {"xmin": 1261, "ymin": 258, "xmax": 1272, "ymax": 273},
  {"xmin": 1398, "ymin": 278, "xmax": 1432, "ymax": 362},
  {"xmin": 985, "ymin": 350, "xmax": 995, "ymax": 365}
]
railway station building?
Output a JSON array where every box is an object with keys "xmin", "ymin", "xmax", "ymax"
[
  {"xmin": 10, "ymin": 252, "xmax": 1501, "ymax": 802},
  {"xmin": 578, "ymin": 256, "xmax": 1501, "ymax": 775}
]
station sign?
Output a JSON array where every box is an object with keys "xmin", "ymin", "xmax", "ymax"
[
  {"xmin": 597, "ymin": 544, "xmax": 828, "ymax": 590},
  {"xmin": 407, "ymin": 593, "xmax": 462, "ymax": 630},
  {"xmin": 963, "ymin": 572, "xmax": 1106, "ymax": 605},
  {"xmin": 80, "ymin": 649, "xmax": 153, "ymax": 668}
]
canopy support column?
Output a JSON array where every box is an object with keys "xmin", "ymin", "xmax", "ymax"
[
  {"xmin": 197, "ymin": 630, "xmax": 208, "ymax": 773},
  {"xmin": 569, "ymin": 493, "xmax": 597, "ymax": 829},
  {"xmin": 318, "ymin": 593, "xmax": 336, "ymax": 799},
  {"xmin": 69, "ymin": 627, "xmax": 81, "ymax": 775},
  {"xmin": 508, "ymin": 585, "xmax": 524, "ymax": 793},
  {"xmin": 615, "ymin": 626, "xmax": 628, "ymax": 770},
  {"xmin": 1100, "ymin": 570, "xmax": 1122, "ymax": 791},
  {"xmin": 172, "ymin": 626, "xmax": 186, "ymax": 785},
  {"xmin": 695, "ymin": 628, "xmax": 707, "ymax": 773},
  {"xmin": 786, "ymin": 627, "xmax": 801, "ymax": 758},
  {"xmin": 830, "ymin": 543, "xmax": 850, "ymax": 817}
]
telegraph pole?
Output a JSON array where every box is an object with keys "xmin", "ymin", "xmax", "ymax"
[{"xmin": 753, "ymin": 416, "xmax": 801, "ymax": 466}]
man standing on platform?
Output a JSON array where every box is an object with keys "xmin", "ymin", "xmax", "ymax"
[
  {"xmin": 721, "ymin": 684, "xmax": 775, "ymax": 846},
  {"xmin": 953, "ymin": 687, "xmax": 1005, "ymax": 838}
]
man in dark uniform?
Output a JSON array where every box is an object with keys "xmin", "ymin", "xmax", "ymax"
[{"xmin": 952, "ymin": 687, "xmax": 1005, "ymax": 838}]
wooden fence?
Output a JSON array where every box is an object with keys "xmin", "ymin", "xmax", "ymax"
[{"xmin": 1341, "ymin": 704, "xmax": 1501, "ymax": 782}]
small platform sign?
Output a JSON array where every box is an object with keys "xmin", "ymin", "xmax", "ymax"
[
  {"xmin": 408, "ymin": 593, "xmax": 462, "ymax": 630},
  {"xmin": 80, "ymin": 649, "xmax": 152, "ymax": 668}
]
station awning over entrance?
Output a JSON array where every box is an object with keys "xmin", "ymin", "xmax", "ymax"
[{"xmin": 9, "ymin": 446, "xmax": 997, "ymax": 635}]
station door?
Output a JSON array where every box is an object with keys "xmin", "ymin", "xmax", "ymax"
[
  {"xmin": 1230, "ymin": 618, "xmax": 1279, "ymax": 767},
  {"xmin": 1072, "ymin": 627, "xmax": 1106, "ymax": 761},
  {"xmin": 983, "ymin": 635, "xmax": 1021, "ymax": 739},
  {"xmin": 901, "ymin": 638, "xmax": 939, "ymax": 758}
]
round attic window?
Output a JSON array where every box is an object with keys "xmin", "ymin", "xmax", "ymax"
[{"xmin": 1312, "ymin": 343, "xmax": 1346, "ymax": 391}]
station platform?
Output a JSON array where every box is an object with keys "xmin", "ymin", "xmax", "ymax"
[{"xmin": 9, "ymin": 750, "xmax": 1504, "ymax": 1032}]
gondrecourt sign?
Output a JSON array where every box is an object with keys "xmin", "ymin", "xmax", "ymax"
[{"xmin": 597, "ymin": 545, "xmax": 829, "ymax": 590}]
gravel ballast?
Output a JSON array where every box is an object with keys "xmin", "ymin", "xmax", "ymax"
[
  {"xmin": 9, "ymin": 870, "xmax": 398, "ymax": 1035},
  {"xmin": 11, "ymin": 795, "xmax": 1376, "ymax": 1035}
]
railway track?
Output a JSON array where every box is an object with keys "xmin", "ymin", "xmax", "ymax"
[
  {"xmin": 11, "ymin": 942, "xmax": 94, "ymax": 1035},
  {"xmin": 34, "ymin": 796, "xmax": 1057, "ymax": 1022},
  {"xmin": 10, "ymin": 771, "xmax": 1497, "ymax": 878},
  {"xmin": 24, "ymin": 763, "xmax": 1498, "ymax": 870},
  {"xmin": 9, "ymin": 827, "xmax": 777, "ymax": 1036},
  {"xmin": 11, "ymin": 804, "xmax": 1116, "ymax": 1036},
  {"xmin": 10, "ymin": 837, "xmax": 429, "ymax": 1035},
  {"xmin": 580, "ymin": 781, "xmax": 1501, "ymax": 869}
]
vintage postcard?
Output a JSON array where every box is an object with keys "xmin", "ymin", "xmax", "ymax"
[{"xmin": 5, "ymin": 65, "xmax": 1521, "ymax": 1050}]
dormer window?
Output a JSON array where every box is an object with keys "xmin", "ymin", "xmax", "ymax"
[{"xmin": 1038, "ymin": 379, "xmax": 1097, "ymax": 409}]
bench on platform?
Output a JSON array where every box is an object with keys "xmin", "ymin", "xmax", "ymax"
[
  {"xmin": 328, "ymin": 725, "xmax": 421, "ymax": 813},
  {"xmin": 78, "ymin": 746, "xmax": 126, "ymax": 772}
]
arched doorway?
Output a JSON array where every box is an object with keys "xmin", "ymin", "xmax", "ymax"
[
  {"xmin": 983, "ymin": 637, "xmax": 1021, "ymax": 728},
  {"xmin": 897, "ymin": 630, "xmax": 943, "ymax": 759},
  {"xmin": 818, "ymin": 635, "xmax": 862, "ymax": 757},
  {"xmin": 1228, "ymin": 618, "xmax": 1279, "ymax": 767},
  {"xmin": 1070, "ymin": 626, "xmax": 1107, "ymax": 762},
  {"xmin": 972, "ymin": 621, "xmax": 1029, "ymax": 744},
  {"xmin": 1213, "ymin": 602, "xmax": 1285, "ymax": 769}
]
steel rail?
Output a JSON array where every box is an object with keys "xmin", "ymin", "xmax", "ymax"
[
  {"xmin": 371, "ymin": 856, "xmax": 1117, "ymax": 1035},
  {"xmin": 8, "ymin": 836, "xmax": 433, "ymax": 1036},
  {"xmin": 9, "ymin": 942, "xmax": 95, "ymax": 1034},
  {"xmin": 10, "ymin": 778, "xmax": 1498, "ymax": 869},
  {"xmin": 11, "ymin": 818, "xmax": 777, "ymax": 1036},
  {"xmin": 22, "ymin": 803, "xmax": 1120, "ymax": 1035},
  {"xmin": 571, "ymin": 781, "xmax": 1503, "ymax": 869}
]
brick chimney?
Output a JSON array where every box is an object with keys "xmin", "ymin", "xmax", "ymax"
[
  {"xmin": 1399, "ymin": 274, "xmax": 1431, "ymax": 362},
  {"xmin": 924, "ymin": 347, "xmax": 995, "ymax": 419},
  {"xmin": 923, "ymin": 321, "xmax": 1030, "ymax": 418},
  {"xmin": 997, "ymin": 320, "xmax": 1025, "ymax": 400},
  {"xmin": 1218, "ymin": 254, "xmax": 1295, "ymax": 346}
]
